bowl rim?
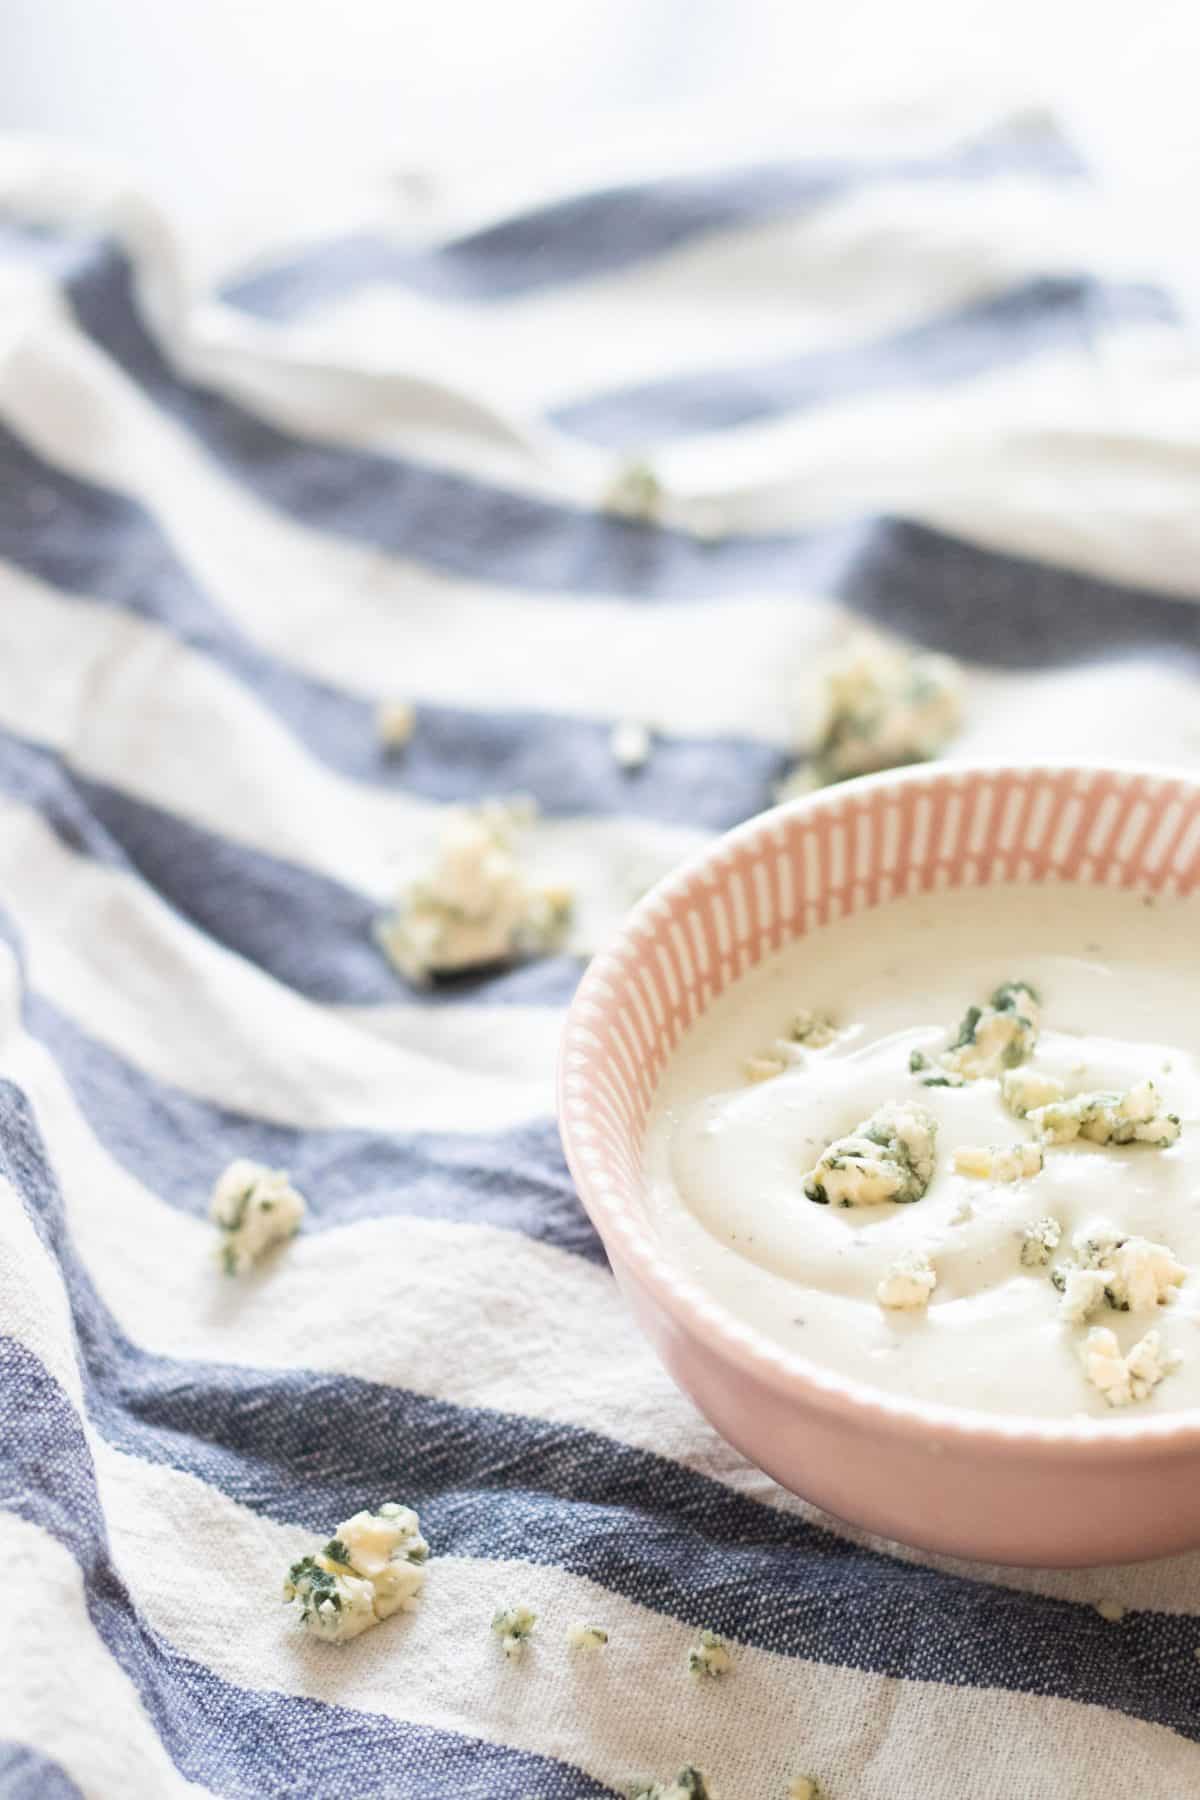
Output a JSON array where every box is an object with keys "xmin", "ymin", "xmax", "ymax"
[{"xmin": 559, "ymin": 756, "xmax": 1200, "ymax": 1455}]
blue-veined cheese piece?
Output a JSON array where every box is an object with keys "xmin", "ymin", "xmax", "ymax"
[
  {"xmin": 1052, "ymin": 1218, "xmax": 1185, "ymax": 1323},
  {"xmin": 804, "ymin": 1101, "xmax": 936, "ymax": 1207},
  {"xmin": 1082, "ymin": 1326, "xmax": 1174, "ymax": 1407},
  {"xmin": 876, "ymin": 1250, "xmax": 937, "ymax": 1310},
  {"xmin": 492, "ymin": 1603, "xmax": 537, "ymax": 1661},
  {"xmin": 211, "ymin": 1159, "xmax": 305, "ymax": 1275},
  {"xmin": 376, "ymin": 800, "xmax": 571, "ymax": 983},
  {"xmin": 743, "ymin": 1009, "xmax": 839, "ymax": 1084},
  {"xmin": 1031, "ymin": 1079, "xmax": 1181, "ymax": 1148},
  {"xmin": 630, "ymin": 1769, "xmax": 716, "ymax": 1800},
  {"xmin": 941, "ymin": 982, "xmax": 1040, "ymax": 1080},
  {"xmin": 779, "ymin": 640, "xmax": 963, "ymax": 794},
  {"xmin": 282, "ymin": 1503, "xmax": 428, "ymax": 1643},
  {"xmin": 687, "ymin": 1629, "xmax": 732, "ymax": 1679},
  {"xmin": 1001, "ymin": 1067, "xmax": 1066, "ymax": 1116},
  {"xmin": 954, "ymin": 1142, "xmax": 1044, "ymax": 1182},
  {"xmin": 336, "ymin": 1503, "xmax": 429, "ymax": 1619}
]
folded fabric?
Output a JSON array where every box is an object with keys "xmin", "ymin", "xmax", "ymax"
[{"xmin": 1, "ymin": 107, "xmax": 1199, "ymax": 1799}]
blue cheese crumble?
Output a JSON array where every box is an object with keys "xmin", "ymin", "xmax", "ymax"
[
  {"xmin": 211, "ymin": 1159, "xmax": 305, "ymax": 1275},
  {"xmin": 804, "ymin": 1102, "xmax": 936, "ymax": 1207},
  {"xmin": 605, "ymin": 456, "xmax": 663, "ymax": 523},
  {"xmin": 629, "ymin": 1769, "xmax": 715, "ymax": 1800},
  {"xmin": 941, "ymin": 982, "xmax": 1040, "ymax": 1080},
  {"xmin": 1052, "ymin": 1220, "xmax": 1185, "ymax": 1322},
  {"xmin": 1001, "ymin": 1067, "xmax": 1065, "ymax": 1117},
  {"xmin": 1082, "ymin": 1326, "xmax": 1174, "ymax": 1407},
  {"xmin": 282, "ymin": 1502, "xmax": 428, "ymax": 1643},
  {"xmin": 1104, "ymin": 1235, "xmax": 1187, "ymax": 1310},
  {"xmin": 337, "ymin": 1504, "xmax": 429, "ymax": 1617},
  {"xmin": 376, "ymin": 699, "xmax": 416, "ymax": 750},
  {"xmin": 282, "ymin": 1558, "xmax": 377, "ymax": 1643},
  {"xmin": 567, "ymin": 1623, "xmax": 609, "ymax": 1650},
  {"xmin": 876, "ymin": 1250, "xmax": 937, "ymax": 1310},
  {"xmin": 744, "ymin": 1010, "xmax": 838, "ymax": 1083},
  {"xmin": 778, "ymin": 641, "xmax": 963, "ymax": 794},
  {"xmin": 1020, "ymin": 1215, "xmax": 1062, "ymax": 1267},
  {"xmin": 611, "ymin": 720, "xmax": 652, "ymax": 770},
  {"xmin": 376, "ymin": 800, "xmax": 572, "ymax": 983},
  {"xmin": 1030, "ymin": 1080, "xmax": 1181, "ymax": 1149},
  {"xmin": 492, "ymin": 1604, "xmax": 537, "ymax": 1661},
  {"xmin": 1056, "ymin": 1268, "xmax": 1110, "ymax": 1326},
  {"xmin": 688, "ymin": 1629, "xmax": 733, "ymax": 1678},
  {"xmin": 909, "ymin": 1049, "xmax": 965, "ymax": 1090},
  {"xmin": 953, "ymin": 1143, "xmax": 1044, "ymax": 1182}
]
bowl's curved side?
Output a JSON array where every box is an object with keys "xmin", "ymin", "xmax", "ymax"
[
  {"xmin": 608, "ymin": 1246, "xmax": 1200, "ymax": 1566},
  {"xmin": 559, "ymin": 762, "xmax": 1200, "ymax": 1560}
]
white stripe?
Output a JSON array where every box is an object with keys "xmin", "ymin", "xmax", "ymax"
[
  {"xmin": 951, "ymin": 662, "xmax": 1200, "ymax": 774},
  {"xmin": 0, "ymin": 555, "xmax": 423, "ymax": 898},
  {"xmin": 91, "ymin": 1442, "xmax": 1200, "ymax": 1800},
  {"xmin": 0, "ymin": 290, "xmax": 841, "ymax": 743},
  {"xmin": 332, "ymin": 1000, "xmax": 565, "ymax": 1071},
  {"xmin": 0, "ymin": 807, "xmax": 559, "ymax": 1131},
  {"xmin": 0, "ymin": 99, "xmax": 1061, "ymax": 300},
  {"xmin": 0, "ymin": 1516, "xmax": 210, "ymax": 1800},
  {"xmin": 658, "ymin": 313, "xmax": 1178, "ymax": 508},
  {"xmin": 649, "ymin": 327, "xmax": 1200, "ymax": 600},
  {"xmin": 202, "ymin": 94, "xmax": 1064, "ymax": 292},
  {"xmin": 0, "ymin": 557, "xmax": 708, "ymax": 945},
  {"xmin": 195, "ymin": 306, "xmax": 588, "ymax": 495},
  {"xmin": 254, "ymin": 176, "xmax": 1120, "ymax": 417}
]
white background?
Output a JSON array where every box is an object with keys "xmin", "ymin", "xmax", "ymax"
[{"xmin": 3, "ymin": 0, "xmax": 1200, "ymax": 308}]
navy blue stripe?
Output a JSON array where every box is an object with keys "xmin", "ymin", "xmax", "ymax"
[
  {"xmin": 0, "ymin": 1747, "xmax": 82, "ymax": 1800},
  {"xmin": 0, "ymin": 421, "xmax": 785, "ymax": 830},
  {"xmin": 5, "ymin": 1080, "xmax": 1200, "ymax": 1745},
  {"xmin": 377, "ymin": 702, "xmax": 785, "ymax": 829},
  {"xmin": 554, "ymin": 275, "xmax": 1176, "ymax": 447},
  {"xmin": 1, "ymin": 1341, "xmax": 615, "ymax": 1799},
  {"xmin": 0, "ymin": 904, "xmax": 600, "ymax": 1260},
  {"xmin": 220, "ymin": 119, "xmax": 1086, "ymax": 315},
  {"xmin": 833, "ymin": 529, "xmax": 1200, "ymax": 669},
  {"xmin": 7, "ymin": 225, "xmax": 1200, "ymax": 664}
]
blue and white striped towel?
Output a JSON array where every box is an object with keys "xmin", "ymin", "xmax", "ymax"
[{"xmin": 2, "ymin": 105, "xmax": 1200, "ymax": 1800}]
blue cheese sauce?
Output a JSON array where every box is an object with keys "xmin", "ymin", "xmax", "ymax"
[{"xmin": 643, "ymin": 885, "xmax": 1200, "ymax": 1418}]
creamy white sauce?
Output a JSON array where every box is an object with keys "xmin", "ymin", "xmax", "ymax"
[{"xmin": 643, "ymin": 885, "xmax": 1200, "ymax": 1419}]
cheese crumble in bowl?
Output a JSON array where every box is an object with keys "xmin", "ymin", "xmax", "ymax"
[{"xmin": 559, "ymin": 764, "xmax": 1200, "ymax": 1565}]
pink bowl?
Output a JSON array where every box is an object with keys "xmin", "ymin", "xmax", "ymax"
[{"xmin": 559, "ymin": 761, "xmax": 1200, "ymax": 1566}]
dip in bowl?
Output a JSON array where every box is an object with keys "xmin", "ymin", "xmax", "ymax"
[{"xmin": 558, "ymin": 763, "xmax": 1200, "ymax": 1565}]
